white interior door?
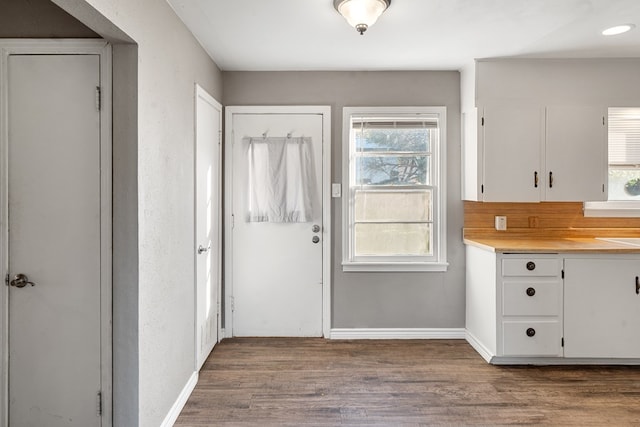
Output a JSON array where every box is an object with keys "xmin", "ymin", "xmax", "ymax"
[
  {"xmin": 229, "ymin": 110, "xmax": 326, "ymax": 337},
  {"xmin": 7, "ymin": 54, "xmax": 104, "ymax": 426},
  {"xmin": 195, "ymin": 86, "xmax": 221, "ymax": 370},
  {"xmin": 8, "ymin": 55, "xmax": 102, "ymax": 427}
]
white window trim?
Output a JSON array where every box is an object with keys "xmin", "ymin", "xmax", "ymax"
[
  {"xmin": 341, "ymin": 106, "xmax": 448, "ymax": 272},
  {"xmin": 584, "ymin": 107, "xmax": 640, "ymax": 217},
  {"xmin": 584, "ymin": 201, "xmax": 640, "ymax": 217}
]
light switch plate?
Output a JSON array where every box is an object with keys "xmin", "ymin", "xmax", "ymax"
[{"xmin": 332, "ymin": 183, "xmax": 341, "ymax": 198}]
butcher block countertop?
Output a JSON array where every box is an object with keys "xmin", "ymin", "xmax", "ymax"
[{"xmin": 463, "ymin": 228, "xmax": 640, "ymax": 253}]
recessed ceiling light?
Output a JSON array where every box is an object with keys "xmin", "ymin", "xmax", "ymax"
[{"xmin": 602, "ymin": 24, "xmax": 635, "ymax": 36}]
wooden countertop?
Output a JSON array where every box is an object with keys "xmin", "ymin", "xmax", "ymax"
[{"xmin": 463, "ymin": 236, "xmax": 640, "ymax": 253}]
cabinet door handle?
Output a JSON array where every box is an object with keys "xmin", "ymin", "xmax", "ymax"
[
  {"xmin": 526, "ymin": 328, "xmax": 536, "ymax": 337},
  {"xmin": 526, "ymin": 261, "xmax": 536, "ymax": 271},
  {"xmin": 549, "ymin": 171, "xmax": 553, "ymax": 188},
  {"xmin": 526, "ymin": 287, "xmax": 536, "ymax": 297},
  {"xmin": 534, "ymin": 171, "xmax": 538, "ymax": 188},
  {"xmin": 636, "ymin": 276, "xmax": 639, "ymax": 295}
]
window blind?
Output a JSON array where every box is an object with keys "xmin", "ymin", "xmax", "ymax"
[
  {"xmin": 609, "ymin": 107, "xmax": 640, "ymax": 166},
  {"xmin": 352, "ymin": 118, "xmax": 438, "ymax": 129}
]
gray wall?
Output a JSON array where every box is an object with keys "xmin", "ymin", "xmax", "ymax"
[
  {"xmin": 52, "ymin": 0, "xmax": 223, "ymax": 426},
  {"xmin": 476, "ymin": 58, "xmax": 640, "ymax": 106},
  {"xmin": 223, "ymin": 71, "xmax": 465, "ymax": 329},
  {"xmin": 0, "ymin": 0, "xmax": 98, "ymax": 38}
]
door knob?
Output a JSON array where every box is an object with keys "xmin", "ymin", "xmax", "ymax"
[
  {"xmin": 312, "ymin": 236, "xmax": 320, "ymax": 244},
  {"xmin": 10, "ymin": 273, "xmax": 35, "ymax": 288},
  {"xmin": 197, "ymin": 244, "xmax": 210, "ymax": 254},
  {"xmin": 312, "ymin": 224, "xmax": 321, "ymax": 233}
]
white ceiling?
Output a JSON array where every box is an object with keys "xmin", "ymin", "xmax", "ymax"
[{"xmin": 166, "ymin": 0, "xmax": 640, "ymax": 71}]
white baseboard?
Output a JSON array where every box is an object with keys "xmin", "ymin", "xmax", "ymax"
[
  {"xmin": 160, "ymin": 371, "xmax": 198, "ymax": 427},
  {"xmin": 329, "ymin": 328, "xmax": 465, "ymax": 340},
  {"xmin": 464, "ymin": 330, "xmax": 494, "ymax": 363}
]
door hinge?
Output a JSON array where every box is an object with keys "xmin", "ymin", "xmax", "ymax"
[
  {"xmin": 97, "ymin": 391, "xmax": 103, "ymax": 417},
  {"xmin": 561, "ymin": 269, "xmax": 565, "ymax": 279},
  {"xmin": 5, "ymin": 273, "xmax": 9, "ymax": 286},
  {"xmin": 95, "ymin": 86, "xmax": 101, "ymax": 111},
  {"xmin": 218, "ymin": 130, "xmax": 222, "ymax": 145},
  {"xmin": 230, "ymin": 295, "xmax": 235, "ymax": 312},
  {"xmin": 603, "ymin": 116, "xmax": 605, "ymax": 126},
  {"xmin": 561, "ymin": 337, "xmax": 564, "ymax": 347},
  {"xmin": 481, "ymin": 117, "xmax": 485, "ymax": 126},
  {"xmin": 231, "ymin": 213, "xmax": 235, "ymax": 229},
  {"xmin": 603, "ymin": 184, "xmax": 605, "ymax": 193},
  {"xmin": 481, "ymin": 184, "xmax": 484, "ymax": 194}
]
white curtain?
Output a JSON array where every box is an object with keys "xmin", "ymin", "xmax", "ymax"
[{"xmin": 245, "ymin": 136, "xmax": 316, "ymax": 223}]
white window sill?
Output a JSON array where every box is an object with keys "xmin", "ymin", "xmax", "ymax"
[
  {"xmin": 342, "ymin": 261, "xmax": 449, "ymax": 272},
  {"xmin": 584, "ymin": 201, "xmax": 640, "ymax": 217}
]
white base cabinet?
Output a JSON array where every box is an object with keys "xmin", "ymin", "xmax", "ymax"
[
  {"xmin": 466, "ymin": 246, "xmax": 640, "ymax": 364},
  {"xmin": 564, "ymin": 258, "xmax": 640, "ymax": 358}
]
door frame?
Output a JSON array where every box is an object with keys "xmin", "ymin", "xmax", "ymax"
[
  {"xmin": 223, "ymin": 106, "xmax": 332, "ymax": 338},
  {"xmin": 0, "ymin": 39, "xmax": 112, "ymax": 426},
  {"xmin": 193, "ymin": 84, "xmax": 222, "ymax": 369}
]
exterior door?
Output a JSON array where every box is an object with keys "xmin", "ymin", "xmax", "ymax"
[
  {"xmin": 228, "ymin": 109, "xmax": 327, "ymax": 336},
  {"xmin": 7, "ymin": 54, "xmax": 104, "ymax": 426},
  {"xmin": 195, "ymin": 85, "xmax": 222, "ymax": 370}
]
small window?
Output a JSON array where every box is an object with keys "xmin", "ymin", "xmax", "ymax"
[
  {"xmin": 342, "ymin": 107, "xmax": 447, "ymax": 272},
  {"xmin": 585, "ymin": 107, "xmax": 640, "ymax": 217}
]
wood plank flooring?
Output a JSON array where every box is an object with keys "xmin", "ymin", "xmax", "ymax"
[{"xmin": 175, "ymin": 338, "xmax": 640, "ymax": 426}]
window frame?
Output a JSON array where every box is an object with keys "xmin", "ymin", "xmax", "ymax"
[
  {"xmin": 584, "ymin": 107, "xmax": 640, "ymax": 217},
  {"xmin": 341, "ymin": 106, "xmax": 448, "ymax": 272}
]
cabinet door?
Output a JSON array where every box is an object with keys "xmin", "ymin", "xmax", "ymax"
[
  {"xmin": 481, "ymin": 106, "xmax": 544, "ymax": 202},
  {"xmin": 564, "ymin": 258, "xmax": 640, "ymax": 358},
  {"xmin": 545, "ymin": 106, "xmax": 607, "ymax": 201}
]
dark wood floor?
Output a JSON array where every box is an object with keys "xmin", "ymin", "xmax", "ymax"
[{"xmin": 175, "ymin": 338, "xmax": 640, "ymax": 426}]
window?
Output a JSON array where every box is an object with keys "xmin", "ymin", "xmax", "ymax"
[
  {"xmin": 585, "ymin": 107, "xmax": 640, "ymax": 217},
  {"xmin": 342, "ymin": 107, "xmax": 447, "ymax": 272}
]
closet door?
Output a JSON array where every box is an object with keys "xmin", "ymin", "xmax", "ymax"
[{"xmin": 7, "ymin": 54, "xmax": 103, "ymax": 427}]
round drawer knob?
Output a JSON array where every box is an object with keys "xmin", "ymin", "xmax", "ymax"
[
  {"xmin": 526, "ymin": 287, "xmax": 536, "ymax": 297},
  {"xmin": 526, "ymin": 328, "xmax": 536, "ymax": 337},
  {"xmin": 526, "ymin": 261, "xmax": 536, "ymax": 271}
]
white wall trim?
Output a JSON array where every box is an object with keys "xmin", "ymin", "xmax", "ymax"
[
  {"xmin": 465, "ymin": 330, "xmax": 494, "ymax": 363},
  {"xmin": 330, "ymin": 328, "xmax": 465, "ymax": 340},
  {"xmin": 224, "ymin": 106, "xmax": 332, "ymax": 338},
  {"xmin": 584, "ymin": 201, "xmax": 640, "ymax": 217},
  {"xmin": 0, "ymin": 39, "xmax": 112, "ymax": 427},
  {"xmin": 160, "ymin": 371, "xmax": 198, "ymax": 427}
]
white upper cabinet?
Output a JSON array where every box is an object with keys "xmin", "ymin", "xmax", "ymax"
[
  {"xmin": 545, "ymin": 106, "xmax": 607, "ymax": 201},
  {"xmin": 476, "ymin": 105, "xmax": 607, "ymax": 202},
  {"xmin": 481, "ymin": 105, "xmax": 544, "ymax": 202},
  {"xmin": 462, "ymin": 59, "xmax": 640, "ymax": 202}
]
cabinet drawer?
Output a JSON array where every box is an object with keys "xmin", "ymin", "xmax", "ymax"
[
  {"xmin": 502, "ymin": 320, "xmax": 562, "ymax": 356},
  {"xmin": 502, "ymin": 281, "xmax": 560, "ymax": 316},
  {"xmin": 502, "ymin": 258, "xmax": 559, "ymax": 277}
]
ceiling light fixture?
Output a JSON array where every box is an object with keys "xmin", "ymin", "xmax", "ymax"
[
  {"xmin": 334, "ymin": 0, "xmax": 391, "ymax": 35},
  {"xmin": 602, "ymin": 24, "xmax": 635, "ymax": 36}
]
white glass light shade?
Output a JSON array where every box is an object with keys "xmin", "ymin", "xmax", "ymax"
[{"xmin": 334, "ymin": 0, "xmax": 390, "ymax": 34}]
